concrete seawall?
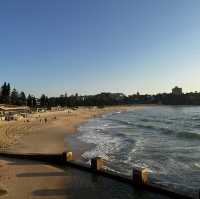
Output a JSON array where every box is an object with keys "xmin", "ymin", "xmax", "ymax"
[{"xmin": 0, "ymin": 152, "xmax": 198, "ymax": 199}]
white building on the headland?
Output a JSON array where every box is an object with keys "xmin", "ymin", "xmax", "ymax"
[{"xmin": 172, "ymin": 86, "xmax": 183, "ymax": 96}]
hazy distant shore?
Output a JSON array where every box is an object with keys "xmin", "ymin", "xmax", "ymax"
[{"xmin": 0, "ymin": 105, "xmax": 141, "ymax": 152}]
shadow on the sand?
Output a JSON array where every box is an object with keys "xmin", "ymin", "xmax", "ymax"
[
  {"xmin": 0, "ymin": 189, "xmax": 7, "ymax": 196},
  {"xmin": 32, "ymin": 189, "xmax": 67, "ymax": 196},
  {"xmin": 7, "ymin": 161, "xmax": 41, "ymax": 166},
  {"xmin": 16, "ymin": 171, "xmax": 67, "ymax": 177},
  {"xmin": 32, "ymin": 186, "xmax": 137, "ymax": 199}
]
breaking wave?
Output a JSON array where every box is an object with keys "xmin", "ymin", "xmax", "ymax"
[{"xmin": 75, "ymin": 106, "xmax": 200, "ymax": 192}]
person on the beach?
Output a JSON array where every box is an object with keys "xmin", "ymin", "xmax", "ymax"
[{"xmin": 44, "ymin": 118, "xmax": 47, "ymax": 123}]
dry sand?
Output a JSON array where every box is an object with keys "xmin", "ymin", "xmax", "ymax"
[{"xmin": 0, "ymin": 106, "xmax": 136, "ymax": 152}]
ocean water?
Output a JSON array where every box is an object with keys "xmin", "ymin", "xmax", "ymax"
[{"xmin": 66, "ymin": 106, "xmax": 200, "ymax": 197}]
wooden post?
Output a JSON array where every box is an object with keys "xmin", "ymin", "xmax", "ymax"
[
  {"xmin": 132, "ymin": 167, "xmax": 149, "ymax": 185},
  {"xmin": 62, "ymin": 151, "xmax": 73, "ymax": 162},
  {"xmin": 91, "ymin": 157, "xmax": 103, "ymax": 171}
]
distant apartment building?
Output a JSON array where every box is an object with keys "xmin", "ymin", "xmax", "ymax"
[{"xmin": 172, "ymin": 86, "xmax": 182, "ymax": 95}]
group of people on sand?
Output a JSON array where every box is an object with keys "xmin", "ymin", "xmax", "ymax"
[
  {"xmin": 23, "ymin": 114, "xmax": 57, "ymax": 124},
  {"xmin": 39, "ymin": 118, "xmax": 48, "ymax": 124},
  {"xmin": 39, "ymin": 115, "xmax": 57, "ymax": 124}
]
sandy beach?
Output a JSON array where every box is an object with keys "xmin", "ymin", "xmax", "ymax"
[
  {"xmin": 0, "ymin": 105, "xmax": 173, "ymax": 199},
  {"xmin": 0, "ymin": 106, "xmax": 135, "ymax": 152},
  {"xmin": 0, "ymin": 106, "xmax": 141, "ymax": 199}
]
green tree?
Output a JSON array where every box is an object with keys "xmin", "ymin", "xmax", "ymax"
[
  {"xmin": 32, "ymin": 96, "xmax": 37, "ymax": 107},
  {"xmin": 27, "ymin": 94, "xmax": 33, "ymax": 107},
  {"xmin": 19, "ymin": 91, "xmax": 26, "ymax": 105},
  {"xmin": 10, "ymin": 88, "xmax": 19, "ymax": 105},
  {"xmin": 1, "ymin": 82, "xmax": 10, "ymax": 104},
  {"xmin": 40, "ymin": 94, "xmax": 48, "ymax": 107}
]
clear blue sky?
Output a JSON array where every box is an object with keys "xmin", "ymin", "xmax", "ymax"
[{"xmin": 0, "ymin": 0, "xmax": 200, "ymax": 97}]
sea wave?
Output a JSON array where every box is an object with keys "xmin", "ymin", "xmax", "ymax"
[
  {"xmin": 177, "ymin": 131, "xmax": 200, "ymax": 139},
  {"xmin": 108, "ymin": 118, "xmax": 158, "ymax": 130},
  {"xmin": 194, "ymin": 163, "xmax": 200, "ymax": 169},
  {"xmin": 76, "ymin": 106, "xmax": 200, "ymax": 191}
]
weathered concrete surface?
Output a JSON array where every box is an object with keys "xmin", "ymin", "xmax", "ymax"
[{"xmin": 0, "ymin": 157, "xmax": 172, "ymax": 199}]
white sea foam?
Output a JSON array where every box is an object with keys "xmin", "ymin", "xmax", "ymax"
[
  {"xmin": 76, "ymin": 106, "xmax": 200, "ymax": 190},
  {"xmin": 103, "ymin": 165, "xmax": 121, "ymax": 174},
  {"xmin": 194, "ymin": 163, "xmax": 200, "ymax": 168},
  {"xmin": 82, "ymin": 150, "xmax": 110, "ymax": 161},
  {"xmin": 79, "ymin": 126, "xmax": 124, "ymax": 162}
]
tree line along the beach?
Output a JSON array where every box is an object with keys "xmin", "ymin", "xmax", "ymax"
[{"xmin": 1, "ymin": 82, "xmax": 200, "ymax": 108}]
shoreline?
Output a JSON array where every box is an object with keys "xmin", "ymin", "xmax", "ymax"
[
  {"xmin": 0, "ymin": 105, "xmax": 144, "ymax": 198},
  {"xmin": 0, "ymin": 105, "xmax": 141, "ymax": 153},
  {"xmin": 1, "ymin": 105, "xmax": 198, "ymax": 199}
]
